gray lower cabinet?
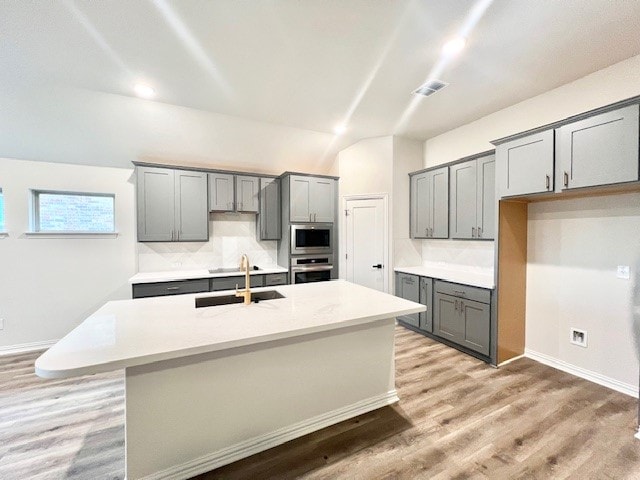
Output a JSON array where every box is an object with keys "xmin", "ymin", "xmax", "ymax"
[
  {"xmin": 557, "ymin": 104, "xmax": 639, "ymax": 190},
  {"xmin": 258, "ymin": 177, "xmax": 281, "ymax": 240},
  {"xmin": 264, "ymin": 272, "xmax": 288, "ymax": 286},
  {"xmin": 419, "ymin": 277, "xmax": 433, "ymax": 332},
  {"xmin": 137, "ymin": 166, "xmax": 209, "ymax": 242},
  {"xmin": 132, "ymin": 279, "xmax": 210, "ymax": 299},
  {"xmin": 450, "ymin": 154, "xmax": 495, "ymax": 240},
  {"xmin": 289, "ymin": 175, "xmax": 336, "ymax": 223},
  {"xmin": 433, "ymin": 280, "xmax": 491, "ymax": 356},
  {"xmin": 211, "ymin": 275, "xmax": 265, "ymax": 291},
  {"xmin": 395, "ymin": 272, "xmax": 420, "ymax": 328},
  {"xmin": 496, "ymin": 129, "xmax": 554, "ymax": 197},
  {"xmin": 410, "ymin": 167, "xmax": 448, "ymax": 239}
]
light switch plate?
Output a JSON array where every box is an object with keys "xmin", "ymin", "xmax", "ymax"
[{"xmin": 617, "ymin": 265, "xmax": 630, "ymax": 280}]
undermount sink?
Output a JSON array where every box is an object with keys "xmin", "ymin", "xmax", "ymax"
[
  {"xmin": 208, "ymin": 266, "xmax": 262, "ymax": 274},
  {"xmin": 195, "ymin": 290, "xmax": 285, "ymax": 308}
]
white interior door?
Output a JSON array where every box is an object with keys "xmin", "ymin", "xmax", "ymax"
[{"xmin": 345, "ymin": 197, "xmax": 387, "ymax": 292}]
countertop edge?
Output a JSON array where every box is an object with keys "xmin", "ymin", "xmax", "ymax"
[
  {"xmin": 35, "ymin": 304, "xmax": 425, "ymax": 379},
  {"xmin": 129, "ymin": 267, "xmax": 289, "ymax": 284},
  {"xmin": 394, "ymin": 266, "xmax": 495, "ymax": 289}
]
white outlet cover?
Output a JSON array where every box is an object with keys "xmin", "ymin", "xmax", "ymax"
[
  {"xmin": 617, "ymin": 265, "xmax": 630, "ymax": 280},
  {"xmin": 570, "ymin": 328, "xmax": 587, "ymax": 347}
]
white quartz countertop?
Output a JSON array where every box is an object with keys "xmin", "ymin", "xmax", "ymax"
[
  {"xmin": 129, "ymin": 266, "xmax": 289, "ymax": 284},
  {"xmin": 35, "ymin": 280, "xmax": 425, "ymax": 379},
  {"xmin": 394, "ymin": 264, "xmax": 495, "ymax": 289}
]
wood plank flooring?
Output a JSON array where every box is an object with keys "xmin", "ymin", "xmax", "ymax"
[{"xmin": 1, "ymin": 326, "xmax": 639, "ymax": 479}]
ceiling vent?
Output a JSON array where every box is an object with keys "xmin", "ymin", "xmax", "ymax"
[{"xmin": 413, "ymin": 79, "xmax": 449, "ymax": 97}]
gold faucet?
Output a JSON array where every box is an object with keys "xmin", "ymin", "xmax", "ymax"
[{"xmin": 235, "ymin": 254, "xmax": 252, "ymax": 305}]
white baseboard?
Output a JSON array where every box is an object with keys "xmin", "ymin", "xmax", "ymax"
[
  {"xmin": 525, "ymin": 349, "xmax": 638, "ymax": 398},
  {"xmin": 0, "ymin": 339, "xmax": 57, "ymax": 356},
  {"xmin": 142, "ymin": 390, "xmax": 399, "ymax": 480},
  {"xmin": 636, "ymin": 430, "xmax": 640, "ymax": 441}
]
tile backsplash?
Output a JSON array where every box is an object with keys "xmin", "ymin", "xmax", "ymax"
[
  {"xmin": 421, "ymin": 240, "xmax": 495, "ymax": 269},
  {"xmin": 137, "ymin": 213, "xmax": 278, "ymax": 272}
]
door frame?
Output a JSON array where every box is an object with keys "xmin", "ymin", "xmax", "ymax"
[{"xmin": 341, "ymin": 193, "xmax": 390, "ymax": 293}]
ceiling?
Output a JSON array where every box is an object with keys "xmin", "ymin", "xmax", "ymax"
[{"xmin": 2, "ymin": 0, "xmax": 640, "ymax": 142}]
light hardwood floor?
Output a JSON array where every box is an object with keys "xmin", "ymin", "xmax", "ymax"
[{"xmin": 1, "ymin": 327, "xmax": 639, "ymax": 479}]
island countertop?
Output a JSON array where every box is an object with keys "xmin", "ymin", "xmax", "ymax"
[{"xmin": 35, "ymin": 280, "xmax": 425, "ymax": 379}]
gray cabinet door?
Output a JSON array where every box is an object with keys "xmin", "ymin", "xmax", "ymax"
[
  {"xmin": 289, "ymin": 175, "xmax": 312, "ymax": 222},
  {"xmin": 496, "ymin": 130, "xmax": 554, "ymax": 197},
  {"xmin": 208, "ymin": 173, "xmax": 235, "ymax": 211},
  {"xmin": 460, "ymin": 298, "xmax": 490, "ymax": 356},
  {"xmin": 430, "ymin": 167, "xmax": 449, "ymax": 238},
  {"xmin": 450, "ymin": 161, "xmax": 477, "ymax": 239},
  {"xmin": 476, "ymin": 155, "xmax": 495, "ymax": 239},
  {"xmin": 258, "ymin": 177, "xmax": 281, "ymax": 240},
  {"xmin": 236, "ymin": 175, "xmax": 259, "ymax": 212},
  {"xmin": 174, "ymin": 170, "xmax": 209, "ymax": 241},
  {"xmin": 558, "ymin": 104, "xmax": 639, "ymax": 189},
  {"xmin": 311, "ymin": 178, "xmax": 335, "ymax": 223},
  {"xmin": 410, "ymin": 172, "xmax": 430, "ymax": 238},
  {"xmin": 137, "ymin": 166, "xmax": 175, "ymax": 242},
  {"xmin": 419, "ymin": 277, "xmax": 433, "ymax": 332},
  {"xmin": 434, "ymin": 292, "xmax": 461, "ymax": 342},
  {"xmin": 132, "ymin": 279, "xmax": 210, "ymax": 299},
  {"xmin": 395, "ymin": 273, "xmax": 420, "ymax": 328}
]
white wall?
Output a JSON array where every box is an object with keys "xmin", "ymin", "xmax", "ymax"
[
  {"xmin": 526, "ymin": 193, "xmax": 640, "ymax": 391},
  {"xmin": 391, "ymin": 137, "xmax": 423, "ymax": 268},
  {"xmin": 422, "ymin": 54, "xmax": 640, "ymax": 392},
  {"xmin": 336, "ymin": 136, "xmax": 423, "ymax": 289},
  {"xmin": 0, "ymin": 158, "xmax": 136, "ymax": 349},
  {"xmin": 138, "ymin": 213, "xmax": 277, "ymax": 271},
  {"xmin": 0, "ymin": 85, "xmax": 349, "ymax": 174}
]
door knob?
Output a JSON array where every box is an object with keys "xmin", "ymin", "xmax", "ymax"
[{"xmin": 372, "ymin": 264, "xmax": 383, "ymax": 269}]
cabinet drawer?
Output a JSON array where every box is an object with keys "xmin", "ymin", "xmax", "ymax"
[
  {"xmin": 210, "ymin": 275, "xmax": 265, "ymax": 291},
  {"xmin": 264, "ymin": 273, "xmax": 288, "ymax": 286},
  {"xmin": 132, "ymin": 279, "xmax": 210, "ymax": 299},
  {"xmin": 434, "ymin": 280, "xmax": 491, "ymax": 304}
]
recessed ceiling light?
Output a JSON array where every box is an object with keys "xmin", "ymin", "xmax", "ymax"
[
  {"xmin": 442, "ymin": 37, "xmax": 466, "ymax": 57},
  {"xmin": 134, "ymin": 83, "xmax": 156, "ymax": 99},
  {"xmin": 333, "ymin": 124, "xmax": 347, "ymax": 135}
]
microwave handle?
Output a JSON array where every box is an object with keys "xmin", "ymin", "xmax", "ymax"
[{"xmin": 291, "ymin": 266, "xmax": 333, "ymax": 273}]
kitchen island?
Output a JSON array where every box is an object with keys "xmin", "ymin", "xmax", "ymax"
[{"xmin": 36, "ymin": 280, "xmax": 424, "ymax": 480}]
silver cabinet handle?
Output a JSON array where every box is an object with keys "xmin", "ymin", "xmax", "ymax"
[
  {"xmin": 477, "ymin": 227, "xmax": 482, "ymax": 238},
  {"xmin": 545, "ymin": 174, "xmax": 550, "ymax": 190},
  {"xmin": 177, "ymin": 230, "xmax": 180, "ymax": 241},
  {"xmin": 472, "ymin": 227, "xmax": 476, "ymax": 238},
  {"xmin": 171, "ymin": 230, "xmax": 175, "ymax": 241},
  {"xmin": 310, "ymin": 213, "xmax": 313, "ymax": 222},
  {"xmin": 453, "ymin": 290, "xmax": 466, "ymax": 296},
  {"xmin": 166, "ymin": 286, "xmax": 180, "ymax": 291},
  {"xmin": 563, "ymin": 171, "xmax": 569, "ymax": 187},
  {"xmin": 454, "ymin": 299, "xmax": 458, "ymax": 312}
]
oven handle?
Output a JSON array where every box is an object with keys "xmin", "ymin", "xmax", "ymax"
[{"xmin": 291, "ymin": 265, "xmax": 333, "ymax": 273}]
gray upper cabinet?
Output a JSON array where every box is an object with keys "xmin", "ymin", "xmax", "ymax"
[
  {"xmin": 209, "ymin": 173, "xmax": 261, "ymax": 213},
  {"xmin": 258, "ymin": 177, "xmax": 281, "ymax": 240},
  {"xmin": 496, "ymin": 130, "xmax": 554, "ymax": 197},
  {"xmin": 450, "ymin": 161, "xmax": 477, "ymax": 239},
  {"xmin": 174, "ymin": 171, "xmax": 209, "ymax": 241},
  {"xmin": 137, "ymin": 166, "xmax": 208, "ymax": 242},
  {"xmin": 236, "ymin": 175, "xmax": 259, "ymax": 213},
  {"xmin": 209, "ymin": 173, "xmax": 235, "ymax": 212},
  {"xmin": 450, "ymin": 154, "xmax": 495, "ymax": 240},
  {"xmin": 289, "ymin": 175, "xmax": 335, "ymax": 223},
  {"xmin": 410, "ymin": 167, "xmax": 448, "ymax": 239},
  {"xmin": 476, "ymin": 156, "xmax": 495, "ymax": 239},
  {"xmin": 557, "ymin": 104, "xmax": 639, "ymax": 190}
]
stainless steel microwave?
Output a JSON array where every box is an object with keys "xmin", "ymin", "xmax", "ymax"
[{"xmin": 290, "ymin": 224, "xmax": 333, "ymax": 255}]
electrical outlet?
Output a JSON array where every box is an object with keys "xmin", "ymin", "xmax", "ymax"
[
  {"xmin": 617, "ymin": 265, "xmax": 630, "ymax": 280},
  {"xmin": 570, "ymin": 328, "xmax": 587, "ymax": 348}
]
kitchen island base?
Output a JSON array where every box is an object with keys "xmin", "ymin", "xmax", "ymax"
[{"xmin": 125, "ymin": 318, "xmax": 398, "ymax": 480}]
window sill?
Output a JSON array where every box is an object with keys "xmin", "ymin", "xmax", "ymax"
[{"xmin": 23, "ymin": 232, "xmax": 119, "ymax": 239}]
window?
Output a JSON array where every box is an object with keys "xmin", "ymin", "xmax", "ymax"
[
  {"xmin": 32, "ymin": 190, "xmax": 115, "ymax": 233},
  {"xmin": 0, "ymin": 188, "xmax": 5, "ymax": 231}
]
